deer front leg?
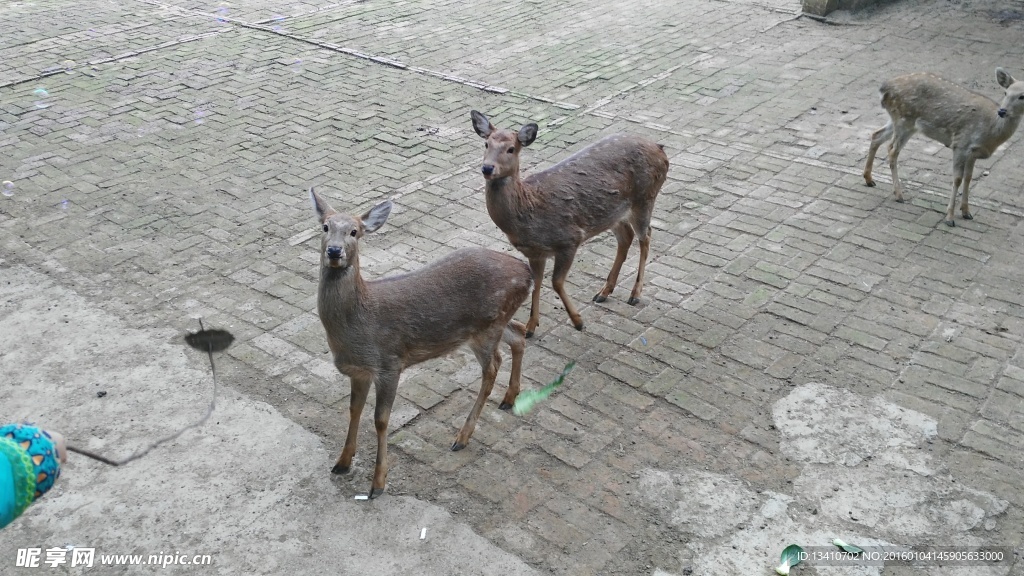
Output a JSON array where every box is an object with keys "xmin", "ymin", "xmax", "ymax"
[
  {"xmin": 960, "ymin": 157, "xmax": 976, "ymax": 220},
  {"xmin": 498, "ymin": 321, "xmax": 526, "ymax": 410},
  {"xmin": 369, "ymin": 370, "xmax": 400, "ymax": 499},
  {"xmin": 594, "ymin": 222, "xmax": 634, "ymax": 303},
  {"xmin": 453, "ymin": 342, "xmax": 501, "ymax": 450},
  {"xmin": 864, "ymin": 121, "xmax": 894, "ymax": 187},
  {"xmin": 332, "ymin": 375, "xmax": 371, "ymax": 474},
  {"xmin": 525, "ymin": 257, "xmax": 546, "ymax": 338},
  {"xmin": 944, "ymin": 155, "xmax": 967, "ymax": 227},
  {"xmin": 552, "ymin": 248, "xmax": 584, "ymax": 331}
]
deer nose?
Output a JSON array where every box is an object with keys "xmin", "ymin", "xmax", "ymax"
[
  {"xmin": 481, "ymin": 164, "xmax": 494, "ymax": 176},
  {"xmin": 326, "ymin": 246, "xmax": 343, "ymax": 260},
  {"xmin": 998, "ymin": 108, "xmax": 1008, "ymax": 118}
]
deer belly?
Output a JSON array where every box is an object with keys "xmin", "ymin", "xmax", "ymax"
[
  {"xmin": 400, "ymin": 331, "xmax": 475, "ymax": 367},
  {"xmin": 513, "ymin": 243, "xmax": 555, "ymax": 259},
  {"xmin": 335, "ymin": 362, "xmax": 376, "ymax": 381},
  {"xmin": 915, "ymin": 120, "xmax": 953, "ymax": 147}
]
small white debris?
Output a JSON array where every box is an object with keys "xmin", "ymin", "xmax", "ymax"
[
  {"xmin": 420, "ymin": 527, "xmax": 427, "ymax": 540},
  {"xmin": 354, "ymin": 494, "xmax": 369, "ymax": 500}
]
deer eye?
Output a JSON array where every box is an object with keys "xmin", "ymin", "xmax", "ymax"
[
  {"xmin": 507, "ymin": 147, "xmax": 515, "ymax": 154},
  {"xmin": 484, "ymin": 142, "xmax": 488, "ymax": 148},
  {"xmin": 350, "ymin": 229, "xmax": 357, "ymax": 237},
  {"xmin": 1018, "ymin": 95, "xmax": 1024, "ymax": 100},
  {"xmin": 322, "ymin": 224, "xmax": 328, "ymax": 232}
]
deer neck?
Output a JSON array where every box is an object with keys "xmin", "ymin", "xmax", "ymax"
[
  {"xmin": 318, "ymin": 256, "xmax": 368, "ymax": 319},
  {"xmin": 485, "ymin": 174, "xmax": 537, "ymax": 224}
]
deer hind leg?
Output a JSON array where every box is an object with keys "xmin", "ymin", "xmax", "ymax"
[
  {"xmin": 332, "ymin": 374, "xmax": 371, "ymax": 475},
  {"xmin": 944, "ymin": 154, "xmax": 968, "ymax": 227},
  {"xmin": 525, "ymin": 257, "xmax": 546, "ymax": 338},
  {"xmin": 960, "ymin": 157, "xmax": 976, "ymax": 221},
  {"xmin": 368, "ymin": 370, "xmax": 400, "ymax": 499},
  {"xmin": 594, "ymin": 222, "xmax": 634, "ymax": 303},
  {"xmin": 453, "ymin": 337, "xmax": 502, "ymax": 451},
  {"xmin": 498, "ymin": 321, "xmax": 527, "ymax": 410},
  {"xmin": 552, "ymin": 247, "xmax": 584, "ymax": 331},
  {"xmin": 887, "ymin": 119, "xmax": 916, "ymax": 203},
  {"xmin": 865, "ymin": 120, "xmax": 894, "ymax": 187}
]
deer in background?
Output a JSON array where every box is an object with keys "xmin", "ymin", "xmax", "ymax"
[
  {"xmin": 863, "ymin": 68, "xmax": 1024, "ymax": 226},
  {"xmin": 311, "ymin": 188, "xmax": 531, "ymax": 498},
  {"xmin": 470, "ymin": 110, "xmax": 669, "ymax": 337}
]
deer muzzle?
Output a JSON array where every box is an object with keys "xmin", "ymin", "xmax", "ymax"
[
  {"xmin": 998, "ymin": 108, "xmax": 1008, "ymax": 118},
  {"xmin": 326, "ymin": 246, "xmax": 344, "ymax": 263},
  {"xmin": 481, "ymin": 164, "xmax": 495, "ymax": 178}
]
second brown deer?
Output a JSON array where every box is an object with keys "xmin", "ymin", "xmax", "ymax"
[
  {"xmin": 863, "ymin": 68, "xmax": 1024, "ymax": 226},
  {"xmin": 471, "ymin": 110, "xmax": 669, "ymax": 337},
  {"xmin": 311, "ymin": 188, "xmax": 531, "ymax": 498}
]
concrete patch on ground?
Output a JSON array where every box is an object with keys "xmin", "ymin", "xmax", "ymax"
[
  {"xmin": 637, "ymin": 467, "xmax": 892, "ymax": 575},
  {"xmin": 795, "ymin": 465, "xmax": 1006, "ymax": 540},
  {"xmin": 637, "ymin": 383, "xmax": 1010, "ymax": 576},
  {"xmin": 778, "ymin": 383, "xmax": 1007, "ymax": 542},
  {"xmin": 774, "ymin": 381, "xmax": 938, "ymax": 474},
  {"xmin": 0, "ymin": 264, "xmax": 536, "ymax": 575}
]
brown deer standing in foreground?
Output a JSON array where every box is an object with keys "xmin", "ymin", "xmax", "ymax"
[
  {"xmin": 470, "ymin": 110, "xmax": 669, "ymax": 337},
  {"xmin": 863, "ymin": 68, "xmax": 1024, "ymax": 226},
  {"xmin": 311, "ymin": 188, "xmax": 531, "ymax": 498}
]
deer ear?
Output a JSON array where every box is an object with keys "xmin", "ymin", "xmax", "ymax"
[
  {"xmin": 310, "ymin": 187, "xmax": 335, "ymax": 224},
  {"xmin": 518, "ymin": 123, "xmax": 538, "ymax": 147},
  {"xmin": 471, "ymin": 110, "xmax": 493, "ymax": 138},
  {"xmin": 996, "ymin": 68, "xmax": 1015, "ymax": 89},
  {"xmin": 361, "ymin": 200, "xmax": 392, "ymax": 234}
]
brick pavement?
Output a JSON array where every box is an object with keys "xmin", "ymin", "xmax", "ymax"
[{"xmin": 2, "ymin": 0, "xmax": 1024, "ymax": 573}]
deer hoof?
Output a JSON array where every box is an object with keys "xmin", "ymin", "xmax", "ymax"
[
  {"xmin": 369, "ymin": 486, "xmax": 385, "ymax": 499},
  {"xmin": 525, "ymin": 330, "xmax": 535, "ymax": 339},
  {"xmin": 593, "ymin": 293, "xmax": 608, "ymax": 303},
  {"xmin": 451, "ymin": 441, "xmax": 466, "ymax": 452},
  {"xmin": 499, "ymin": 401, "xmax": 513, "ymax": 411},
  {"xmin": 865, "ymin": 179, "xmax": 876, "ymax": 187},
  {"xmin": 962, "ymin": 212, "xmax": 973, "ymax": 220},
  {"xmin": 331, "ymin": 463, "xmax": 350, "ymax": 475},
  {"xmin": 627, "ymin": 297, "xmax": 640, "ymax": 306},
  {"xmin": 895, "ymin": 197, "xmax": 905, "ymax": 204},
  {"xmin": 573, "ymin": 322, "xmax": 584, "ymax": 331},
  {"xmin": 944, "ymin": 219, "xmax": 956, "ymax": 227}
]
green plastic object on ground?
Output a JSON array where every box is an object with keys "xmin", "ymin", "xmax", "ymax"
[{"xmin": 512, "ymin": 362, "xmax": 576, "ymax": 416}]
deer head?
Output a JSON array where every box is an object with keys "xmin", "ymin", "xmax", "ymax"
[
  {"xmin": 470, "ymin": 110, "xmax": 538, "ymax": 181},
  {"xmin": 995, "ymin": 68, "xmax": 1024, "ymax": 119},
  {"xmin": 310, "ymin": 187, "xmax": 391, "ymax": 270}
]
